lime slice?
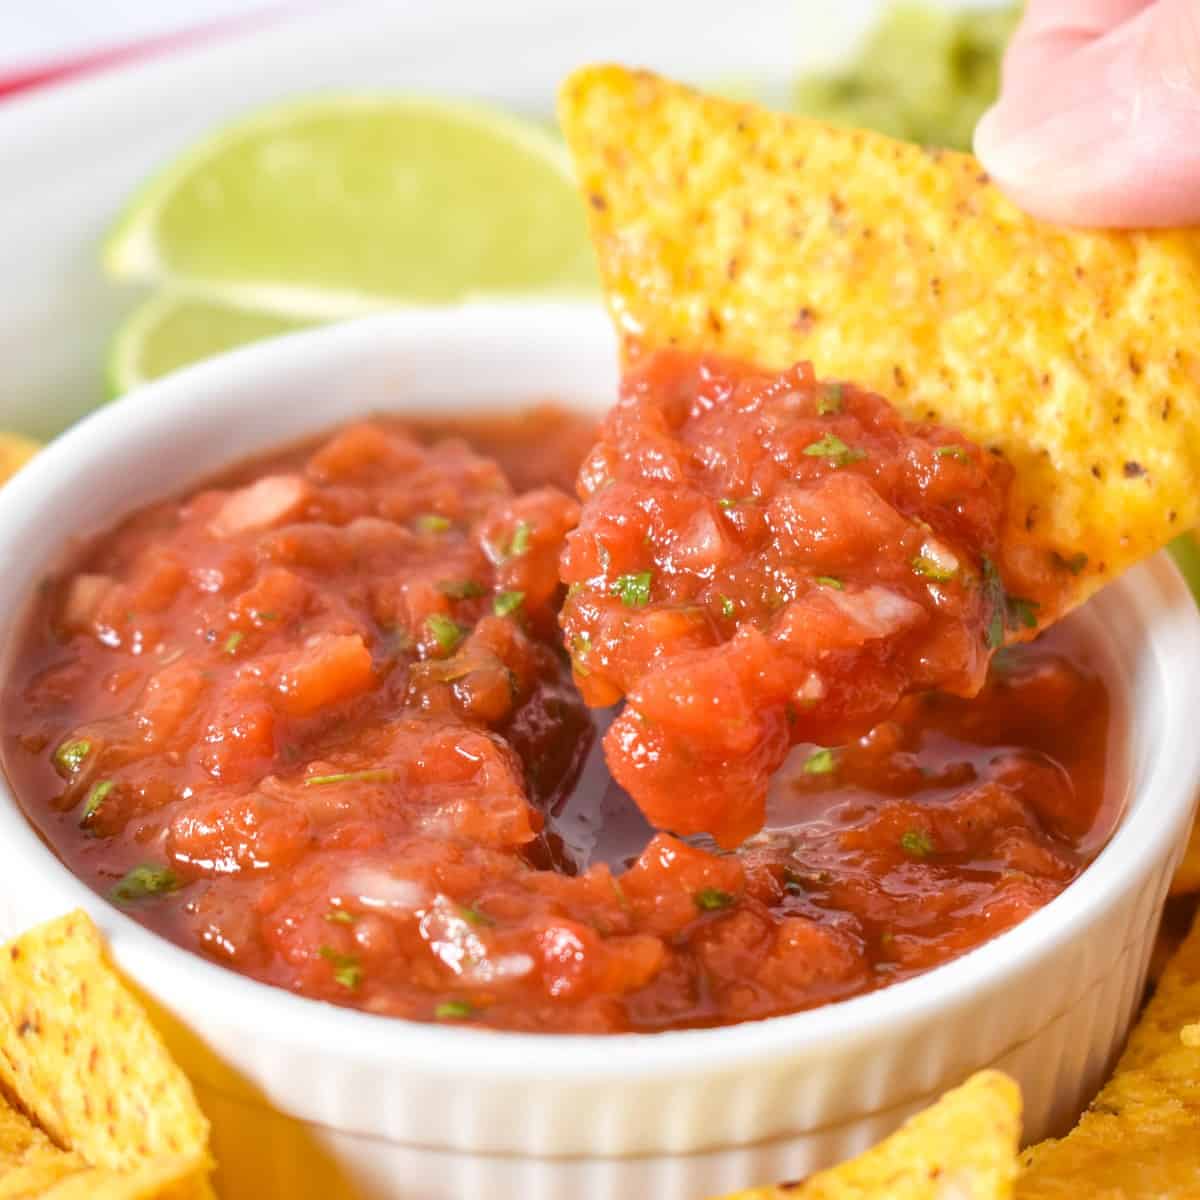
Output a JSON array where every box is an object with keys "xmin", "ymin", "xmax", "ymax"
[
  {"xmin": 104, "ymin": 93, "xmax": 597, "ymax": 311},
  {"xmin": 107, "ymin": 292, "xmax": 316, "ymax": 394}
]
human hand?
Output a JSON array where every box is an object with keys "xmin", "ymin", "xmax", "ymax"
[{"xmin": 974, "ymin": 0, "xmax": 1200, "ymax": 226}]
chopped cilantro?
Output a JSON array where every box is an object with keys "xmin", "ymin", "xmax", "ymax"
[
  {"xmin": 802, "ymin": 748, "xmax": 836, "ymax": 775},
  {"xmin": 612, "ymin": 571, "xmax": 653, "ymax": 608},
  {"xmin": 318, "ymin": 945, "xmax": 362, "ymax": 990},
  {"xmin": 981, "ymin": 557, "xmax": 1007, "ymax": 650},
  {"xmin": 814, "ymin": 575, "xmax": 844, "ymax": 590},
  {"xmin": 817, "ymin": 382, "xmax": 844, "ymax": 415},
  {"xmin": 1007, "ymin": 596, "xmax": 1039, "ymax": 630},
  {"xmin": 254, "ymin": 609, "xmax": 279, "ymax": 622},
  {"xmin": 438, "ymin": 579, "xmax": 485, "ymax": 600},
  {"xmin": 717, "ymin": 497, "xmax": 736, "ymax": 511},
  {"xmin": 935, "ymin": 445, "xmax": 970, "ymax": 463},
  {"xmin": 492, "ymin": 590, "xmax": 525, "ymax": 618},
  {"xmin": 507, "ymin": 521, "xmax": 532, "ymax": 559},
  {"xmin": 900, "ymin": 829, "xmax": 935, "ymax": 859},
  {"xmin": 911, "ymin": 555, "xmax": 957, "ymax": 582},
  {"xmin": 111, "ymin": 864, "xmax": 178, "ymax": 904},
  {"xmin": 436, "ymin": 999, "xmax": 475, "ymax": 1020},
  {"xmin": 304, "ymin": 768, "xmax": 395, "ymax": 787},
  {"xmin": 324, "ymin": 910, "xmax": 356, "ymax": 925},
  {"xmin": 695, "ymin": 887, "xmax": 735, "ymax": 911},
  {"xmin": 802, "ymin": 433, "xmax": 866, "ymax": 467},
  {"xmin": 53, "ymin": 738, "xmax": 91, "ymax": 776},
  {"xmin": 426, "ymin": 613, "xmax": 466, "ymax": 654},
  {"xmin": 459, "ymin": 903, "xmax": 494, "ymax": 928},
  {"xmin": 223, "ymin": 631, "xmax": 244, "ymax": 655},
  {"xmin": 416, "ymin": 514, "xmax": 451, "ymax": 534},
  {"xmin": 718, "ymin": 595, "xmax": 735, "ymax": 618},
  {"xmin": 81, "ymin": 779, "xmax": 114, "ymax": 823}
]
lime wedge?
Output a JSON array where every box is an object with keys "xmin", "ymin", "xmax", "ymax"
[
  {"xmin": 107, "ymin": 292, "xmax": 316, "ymax": 394},
  {"xmin": 104, "ymin": 94, "xmax": 597, "ymax": 311}
]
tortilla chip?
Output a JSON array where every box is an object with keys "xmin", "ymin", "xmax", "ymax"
[
  {"xmin": 0, "ymin": 1097, "xmax": 88, "ymax": 1197},
  {"xmin": 1170, "ymin": 816, "xmax": 1200, "ymax": 896},
  {"xmin": 1016, "ymin": 911, "xmax": 1200, "ymax": 1197},
  {"xmin": 0, "ymin": 433, "xmax": 38, "ymax": 486},
  {"xmin": 713, "ymin": 1070, "xmax": 1021, "ymax": 1199},
  {"xmin": 0, "ymin": 910, "xmax": 213, "ymax": 1195},
  {"xmin": 559, "ymin": 67, "xmax": 1200, "ymax": 611}
]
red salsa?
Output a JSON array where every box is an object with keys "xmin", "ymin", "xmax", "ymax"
[
  {"xmin": 2, "ymin": 394, "xmax": 1118, "ymax": 1033},
  {"xmin": 561, "ymin": 351, "xmax": 1062, "ymax": 848}
]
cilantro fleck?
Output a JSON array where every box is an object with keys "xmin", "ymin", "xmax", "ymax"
[
  {"xmin": 900, "ymin": 829, "xmax": 935, "ymax": 859},
  {"xmin": 223, "ymin": 631, "xmax": 244, "ymax": 655},
  {"xmin": 426, "ymin": 613, "xmax": 466, "ymax": 654},
  {"xmin": 695, "ymin": 887, "xmax": 735, "ymax": 911},
  {"xmin": 438, "ymin": 579, "xmax": 485, "ymax": 600},
  {"xmin": 492, "ymin": 590, "xmax": 525, "ymax": 618},
  {"xmin": 911, "ymin": 555, "xmax": 957, "ymax": 582},
  {"xmin": 435, "ymin": 999, "xmax": 475, "ymax": 1020},
  {"xmin": 304, "ymin": 769, "xmax": 394, "ymax": 787},
  {"xmin": 817, "ymin": 382, "xmax": 844, "ymax": 415},
  {"xmin": 814, "ymin": 575, "xmax": 844, "ymax": 590},
  {"xmin": 717, "ymin": 497, "xmax": 736, "ymax": 511},
  {"xmin": 802, "ymin": 748, "xmax": 836, "ymax": 775},
  {"xmin": 718, "ymin": 595, "xmax": 735, "ymax": 618},
  {"xmin": 507, "ymin": 521, "xmax": 532, "ymax": 559},
  {"xmin": 459, "ymin": 903, "xmax": 494, "ymax": 928},
  {"xmin": 416, "ymin": 514, "xmax": 451, "ymax": 534},
  {"xmin": 935, "ymin": 445, "xmax": 970, "ymax": 463},
  {"xmin": 318, "ymin": 946, "xmax": 363, "ymax": 990},
  {"xmin": 612, "ymin": 571, "xmax": 653, "ymax": 608},
  {"xmin": 253, "ymin": 610, "xmax": 279, "ymax": 622},
  {"xmin": 802, "ymin": 433, "xmax": 866, "ymax": 467},
  {"xmin": 1007, "ymin": 596, "xmax": 1039, "ymax": 631},
  {"xmin": 981, "ymin": 557, "xmax": 1007, "ymax": 650},
  {"xmin": 53, "ymin": 738, "xmax": 91, "ymax": 776},
  {"xmin": 81, "ymin": 779, "xmax": 113, "ymax": 823},
  {"xmin": 324, "ymin": 910, "xmax": 356, "ymax": 925},
  {"xmin": 111, "ymin": 864, "xmax": 179, "ymax": 904}
]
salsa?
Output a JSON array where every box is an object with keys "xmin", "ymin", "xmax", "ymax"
[
  {"xmin": 2, "ymin": 400, "xmax": 1118, "ymax": 1033},
  {"xmin": 561, "ymin": 351, "xmax": 1062, "ymax": 848}
]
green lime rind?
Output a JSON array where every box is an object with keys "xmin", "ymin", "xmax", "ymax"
[
  {"xmin": 106, "ymin": 291, "xmax": 318, "ymax": 396},
  {"xmin": 103, "ymin": 92, "xmax": 597, "ymax": 311},
  {"xmin": 1168, "ymin": 533, "xmax": 1200, "ymax": 606}
]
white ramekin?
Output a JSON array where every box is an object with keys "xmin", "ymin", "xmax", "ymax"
[{"xmin": 0, "ymin": 304, "xmax": 1197, "ymax": 1200}]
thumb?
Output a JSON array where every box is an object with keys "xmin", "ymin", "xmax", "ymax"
[{"xmin": 974, "ymin": 0, "xmax": 1200, "ymax": 227}]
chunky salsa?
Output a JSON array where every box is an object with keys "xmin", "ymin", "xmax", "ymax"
[
  {"xmin": 2, "ymin": 389, "xmax": 1118, "ymax": 1033},
  {"xmin": 561, "ymin": 351, "xmax": 1060, "ymax": 848}
]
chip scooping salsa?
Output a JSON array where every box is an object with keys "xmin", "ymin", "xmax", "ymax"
[
  {"xmin": 560, "ymin": 349, "xmax": 1056, "ymax": 848},
  {"xmin": 2, "ymin": 406, "xmax": 1121, "ymax": 1032}
]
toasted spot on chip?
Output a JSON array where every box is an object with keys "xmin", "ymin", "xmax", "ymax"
[
  {"xmin": 0, "ymin": 910, "xmax": 213, "ymax": 1195},
  {"xmin": 559, "ymin": 66, "xmax": 1200, "ymax": 613},
  {"xmin": 712, "ymin": 1069, "xmax": 1021, "ymax": 1198},
  {"xmin": 0, "ymin": 433, "xmax": 39, "ymax": 487},
  {"xmin": 1017, "ymin": 910, "xmax": 1200, "ymax": 1197}
]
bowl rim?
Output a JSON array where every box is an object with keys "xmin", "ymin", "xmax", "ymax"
[{"xmin": 1, "ymin": 302, "xmax": 1197, "ymax": 1083}]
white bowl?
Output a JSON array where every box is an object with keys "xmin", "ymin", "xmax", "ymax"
[{"xmin": 0, "ymin": 304, "xmax": 1197, "ymax": 1200}]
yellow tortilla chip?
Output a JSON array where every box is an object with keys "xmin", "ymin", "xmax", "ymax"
[
  {"xmin": 0, "ymin": 433, "xmax": 38, "ymax": 486},
  {"xmin": 1016, "ymin": 911, "xmax": 1200, "ymax": 1197},
  {"xmin": 712, "ymin": 1070, "xmax": 1021, "ymax": 1199},
  {"xmin": 0, "ymin": 911, "xmax": 213, "ymax": 1197},
  {"xmin": 1170, "ymin": 817, "xmax": 1200, "ymax": 896},
  {"xmin": 0, "ymin": 1097, "xmax": 88, "ymax": 1197},
  {"xmin": 560, "ymin": 67, "xmax": 1200, "ymax": 611}
]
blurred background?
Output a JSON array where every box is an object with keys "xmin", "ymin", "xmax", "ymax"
[{"xmin": 0, "ymin": 0, "xmax": 1016, "ymax": 439}]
